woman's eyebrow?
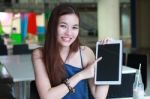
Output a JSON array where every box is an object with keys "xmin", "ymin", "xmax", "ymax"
[
  {"xmin": 74, "ymin": 24, "xmax": 79, "ymax": 26},
  {"xmin": 59, "ymin": 22, "xmax": 79, "ymax": 27},
  {"xmin": 59, "ymin": 22, "xmax": 67, "ymax": 24}
]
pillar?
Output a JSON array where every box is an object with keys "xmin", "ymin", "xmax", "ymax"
[{"xmin": 97, "ymin": 0, "xmax": 120, "ymax": 40}]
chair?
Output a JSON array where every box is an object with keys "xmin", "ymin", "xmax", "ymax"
[
  {"xmin": 12, "ymin": 44, "xmax": 32, "ymax": 55},
  {"xmin": 0, "ymin": 63, "xmax": 14, "ymax": 99},
  {"xmin": 107, "ymin": 73, "xmax": 135, "ymax": 98},
  {"xmin": 0, "ymin": 36, "xmax": 4, "ymax": 45},
  {"xmin": 122, "ymin": 52, "xmax": 126, "ymax": 65},
  {"xmin": 30, "ymin": 80, "xmax": 40, "ymax": 99},
  {"xmin": 0, "ymin": 45, "xmax": 8, "ymax": 55},
  {"xmin": 88, "ymin": 73, "xmax": 135, "ymax": 98},
  {"xmin": 127, "ymin": 53, "xmax": 147, "ymax": 90}
]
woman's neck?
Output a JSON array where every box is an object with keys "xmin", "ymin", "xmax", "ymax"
[{"xmin": 59, "ymin": 46, "xmax": 70, "ymax": 62}]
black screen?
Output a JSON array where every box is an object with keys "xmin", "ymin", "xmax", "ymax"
[{"xmin": 96, "ymin": 44, "xmax": 120, "ymax": 81}]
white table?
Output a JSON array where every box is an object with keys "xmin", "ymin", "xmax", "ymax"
[
  {"xmin": 0, "ymin": 54, "xmax": 34, "ymax": 99},
  {"xmin": 0, "ymin": 55, "xmax": 137, "ymax": 99},
  {"xmin": 122, "ymin": 65, "xmax": 137, "ymax": 74},
  {"xmin": 0, "ymin": 54, "xmax": 34, "ymax": 82}
]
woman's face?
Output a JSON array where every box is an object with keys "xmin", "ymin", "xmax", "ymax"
[{"xmin": 57, "ymin": 14, "xmax": 79, "ymax": 47}]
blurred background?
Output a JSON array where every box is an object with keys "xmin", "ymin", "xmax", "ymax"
[
  {"xmin": 0, "ymin": 0, "xmax": 149, "ymax": 50},
  {"xmin": 0, "ymin": 0, "xmax": 150, "ymax": 99}
]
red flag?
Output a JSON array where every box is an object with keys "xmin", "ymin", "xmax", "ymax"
[{"xmin": 27, "ymin": 12, "xmax": 37, "ymax": 35}]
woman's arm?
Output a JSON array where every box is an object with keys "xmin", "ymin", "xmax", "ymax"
[
  {"xmin": 32, "ymin": 49, "xmax": 84, "ymax": 99},
  {"xmin": 88, "ymin": 79, "xmax": 109, "ymax": 99},
  {"xmin": 94, "ymin": 85, "xmax": 109, "ymax": 99},
  {"xmin": 83, "ymin": 46, "xmax": 109, "ymax": 99}
]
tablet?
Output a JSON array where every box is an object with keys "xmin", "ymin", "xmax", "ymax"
[{"xmin": 95, "ymin": 40, "xmax": 122, "ymax": 85}]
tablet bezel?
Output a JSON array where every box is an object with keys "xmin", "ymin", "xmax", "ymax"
[{"xmin": 95, "ymin": 40, "xmax": 122, "ymax": 85}]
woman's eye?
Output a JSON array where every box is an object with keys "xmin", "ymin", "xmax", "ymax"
[
  {"xmin": 73, "ymin": 26, "xmax": 79, "ymax": 29},
  {"xmin": 60, "ymin": 24, "xmax": 66, "ymax": 28}
]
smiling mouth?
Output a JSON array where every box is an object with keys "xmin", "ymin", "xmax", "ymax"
[{"xmin": 61, "ymin": 37, "xmax": 72, "ymax": 42}]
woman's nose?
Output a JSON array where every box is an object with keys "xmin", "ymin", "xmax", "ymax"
[{"xmin": 65, "ymin": 28, "xmax": 72, "ymax": 35}]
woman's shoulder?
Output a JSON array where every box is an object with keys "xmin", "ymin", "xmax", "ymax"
[
  {"xmin": 80, "ymin": 46, "xmax": 94, "ymax": 55},
  {"xmin": 80, "ymin": 46, "xmax": 95, "ymax": 65},
  {"xmin": 32, "ymin": 47, "xmax": 43, "ymax": 59}
]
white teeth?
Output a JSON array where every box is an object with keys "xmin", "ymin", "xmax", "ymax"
[{"xmin": 62, "ymin": 37, "xmax": 71, "ymax": 42}]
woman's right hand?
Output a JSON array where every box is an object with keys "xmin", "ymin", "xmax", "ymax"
[{"xmin": 80, "ymin": 57, "xmax": 102, "ymax": 80}]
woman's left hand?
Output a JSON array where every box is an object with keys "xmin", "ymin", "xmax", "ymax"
[{"xmin": 99, "ymin": 37, "xmax": 114, "ymax": 45}]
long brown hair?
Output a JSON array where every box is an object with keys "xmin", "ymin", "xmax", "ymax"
[{"xmin": 42, "ymin": 3, "xmax": 80, "ymax": 87}]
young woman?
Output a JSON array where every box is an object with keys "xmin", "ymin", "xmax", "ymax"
[{"xmin": 32, "ymin": 3, "xmax": 109, "ymax": 99}]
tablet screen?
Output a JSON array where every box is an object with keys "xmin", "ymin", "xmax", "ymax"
[{"xmin": 95, "ymin": 40, "xmax": 122, "ymax": 85}]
